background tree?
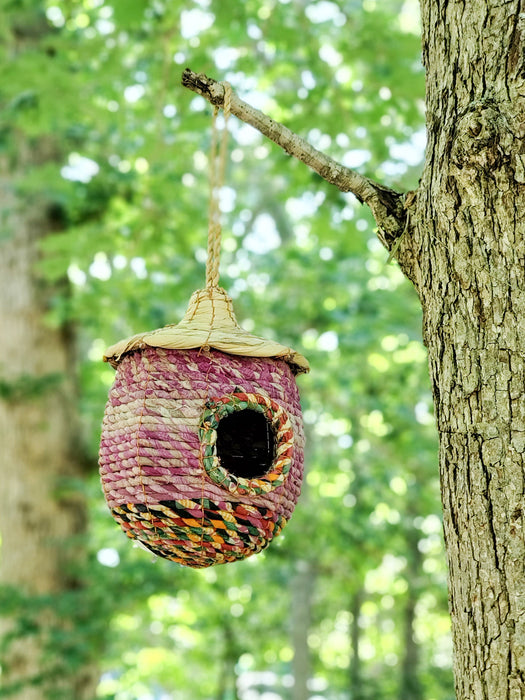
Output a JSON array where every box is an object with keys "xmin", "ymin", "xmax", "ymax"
[
  {"xmin": 0, "ymin": 6, "xmax": 99, "ymax": 698},
  {"xmin": 0, "ymin": 1, "xmax": 462, "ymax": 699}
]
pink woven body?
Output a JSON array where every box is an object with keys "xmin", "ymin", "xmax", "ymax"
[{"xmin": 99, "ymin": 347, "xmax": 305, "ymax": 567}]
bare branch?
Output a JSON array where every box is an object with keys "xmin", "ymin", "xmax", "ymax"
[{"xmin": 181, "ymin": 68, "xmax": 406, "ymax": 248}]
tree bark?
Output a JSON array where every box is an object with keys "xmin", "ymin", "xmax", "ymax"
[
  {"xmin": 0, "ymin": 13, "xmax": 96, "ymax": 697},
  {"xmin": 0, "ymin": 154, "xmax": 97, "ymax": 699},
  {"xmin": 413, "ymin": 1, "xmax": 525, "ymax": 697}
]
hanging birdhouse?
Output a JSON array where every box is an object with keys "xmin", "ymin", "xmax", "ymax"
[
  {"xmin": 99, "ymin": 287, "xmax": 309, "ymax": 568},
  {"xmin": 99, "ymin": 81, "xmax": 308, "ymax": 567}
]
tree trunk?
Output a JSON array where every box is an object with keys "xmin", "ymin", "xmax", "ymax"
[
  {"xmin": 291, "ymin": 560, "xmax": 314, "ymax": 700},
  {"xmin": 215, "ymin": 622, "xmax": 240, "ymax": 700},
  {"xmin": 398, "ymin": 529, "xmax": 423, "ymax": 700},
  {"xmin": 412, "ymin": 2, "xmax": 525, "ymax": 697},
  {"xmin": 0, "ymin": 13, "xmax": 97, "ymax": 693},
  {"xmin": 0, "ymin": 152, "xmax": 96, "ymax": 698},
  {"xmin": 349, "ymin": 586, "xmax": 364, "ymax": 700}
]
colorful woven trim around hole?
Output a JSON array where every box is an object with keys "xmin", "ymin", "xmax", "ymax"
[{"xmin": 199, "ymin": 391, "xmax": 294, "ymax": 496}]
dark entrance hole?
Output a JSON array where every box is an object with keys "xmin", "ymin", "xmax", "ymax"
[{"xmin": 216, "ymin": 409, "xmax": 276, "ymax": 479}]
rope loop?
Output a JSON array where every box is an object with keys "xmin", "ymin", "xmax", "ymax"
[{"xmin": 206, "ymin": 82, "xmax": 232, "ymax": 289}]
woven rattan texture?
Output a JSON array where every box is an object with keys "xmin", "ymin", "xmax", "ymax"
[{"xmin": 99, "ymin": 347, "xmax": 305, "ymax": 567}]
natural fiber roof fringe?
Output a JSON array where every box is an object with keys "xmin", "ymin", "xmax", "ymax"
[{"xmin": 103, "ymin": 286, "xmax": 310, "ymax": 375}]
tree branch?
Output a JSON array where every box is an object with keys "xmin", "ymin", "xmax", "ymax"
[{"xmin": 181, "ymin": 68, "xmax": 407, "ymax": 248}]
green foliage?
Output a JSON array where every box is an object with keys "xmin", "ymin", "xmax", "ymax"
[
  {"xmin": 0, "ymin": 372, "xmax": 64, "ymax": 401},
  {"xmin": 1, "ymin": 1, "xmax": 454, "ymax": 699},
  {"xmin": 0, "ymin": 580, "xmax": 106, "ymax": 699}
]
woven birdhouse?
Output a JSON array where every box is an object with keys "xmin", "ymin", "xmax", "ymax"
[{"xmin": 99, "ymin": 287, "xmax": 309, "ymax": 568}]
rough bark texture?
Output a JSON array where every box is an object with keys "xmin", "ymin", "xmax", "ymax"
[{"xmin": 410, "ymin": 2, "xmax": 525, "ymax": 697}]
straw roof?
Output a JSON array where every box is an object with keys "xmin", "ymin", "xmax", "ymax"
[{"xmin": 103, "ymin": 287, "xmax": 309, "ymax": 375}]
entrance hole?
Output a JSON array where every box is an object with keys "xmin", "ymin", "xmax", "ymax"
[{"xmin": 216, "ymin": 409, "xmax": 276, "ymax": 479}]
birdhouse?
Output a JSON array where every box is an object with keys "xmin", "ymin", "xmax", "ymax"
[{"xmin": 99, "ymin": 287, "xmax": 309, "ymax": 568}]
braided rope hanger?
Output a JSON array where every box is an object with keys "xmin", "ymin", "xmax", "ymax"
[
  {"xmin": 102, "ymin": 79, "xmax": 309, "ymax": 374},
  {"xmin": 206, "ymin": 82, "xmax": 232, "ymax": 289}
]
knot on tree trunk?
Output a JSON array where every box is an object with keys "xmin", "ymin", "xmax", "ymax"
[{"xmin": 451, "ymin": 103, "xmax": 513, "ymax": 172}]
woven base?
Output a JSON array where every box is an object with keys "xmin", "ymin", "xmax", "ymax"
[
  {"xmin": 113, "ymin": 499, "xmax": 286, "ymax": 567},
  {"xmin": 99, "ymin": 347, "xmax": 304, "ymax": 567}
]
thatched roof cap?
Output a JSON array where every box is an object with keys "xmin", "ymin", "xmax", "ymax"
[{"xmin": 103, "ymin": 287, "xmax": 309, "ymax": 375}]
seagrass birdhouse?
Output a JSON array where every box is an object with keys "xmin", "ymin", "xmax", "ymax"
[
  {"xmin": 99, "ymin": 81, "xmax": 308, "ymax": 567},
  {"xmin": 99, "ymin": 286, "xmax": 309, "ymax": 568}
]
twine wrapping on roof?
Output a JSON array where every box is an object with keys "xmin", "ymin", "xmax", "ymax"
[{"xmin": 103, "ymin": 286, "xmax": 309, "ymax": 374}]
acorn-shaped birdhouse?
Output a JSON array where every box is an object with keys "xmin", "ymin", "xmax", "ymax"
[{"xmin": 99, "ymin": 286, "xmax": 309, "ymax": 568}]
